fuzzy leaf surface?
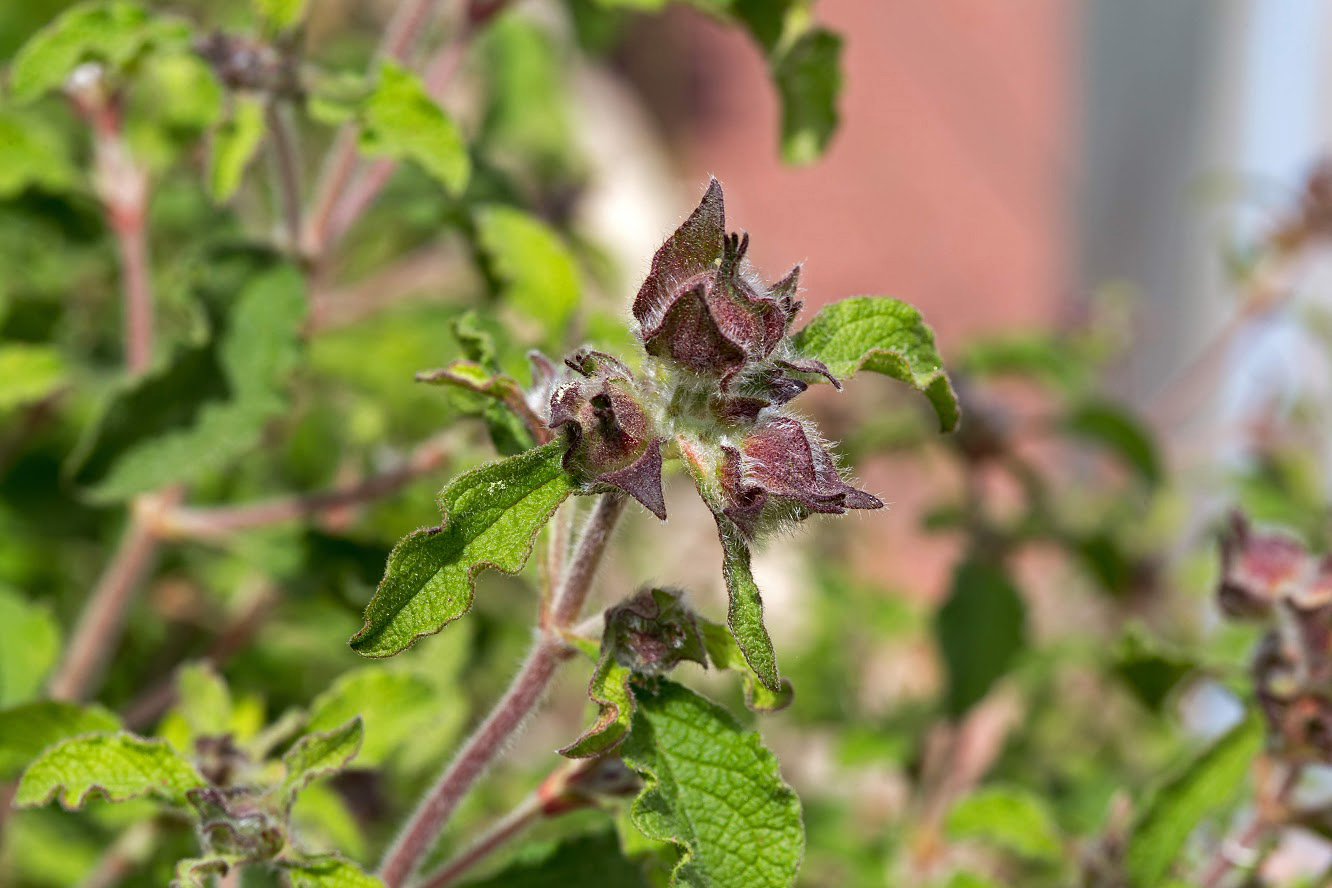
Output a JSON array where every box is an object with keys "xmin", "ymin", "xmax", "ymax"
[
  {"xmin": 1124, "ymin": 715, "xmax": 1263, "ymax": 887},
  {"xmin": 0, "ymin": 702, "xmax": 119, "ymax": 780},
  {"xmin": 350, "ymin": 440, "xmax": 574, "ymax": 656},
  {"xmin": 280, "ymin": 717, "xmax": 363, "ymax": 807},
  {"xmin": 622, "ymin": 681, "xmax": 803, "ymax": 888},
  {"xmin": 360, "ymin": 61, "xmax": 469, "ymax": 194},
  {"xmin": 700, "ymin": 620, "xmax": 792, "ymax": 712},
  {"xmin": 791, "ymin": 296, "xmax": 959, "ymax": 432},
  {"xmin": 16, "ymin": 731, "xmax": 204, "ymax": 809},
  {"xmin": 934, "ymin": 559, "xmax": 1026, "ymax": 718},
  {"xmin": 714, "ymin": 513, "xmax": 781, "ymax": 693},
  {"xmin": 10, "ymin": 0, "xmax": 189, "ymax": 102},
  {"xmin": 560, "ymin": 639, "xmax": 635, "ymax": 759}
]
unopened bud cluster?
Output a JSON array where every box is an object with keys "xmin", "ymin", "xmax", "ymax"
[{"xmin": 541, "ymin": 179, "xmax": 881, "ymax": 536}]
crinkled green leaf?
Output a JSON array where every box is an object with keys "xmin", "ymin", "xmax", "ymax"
[
  {"xmin": 771, "ymin": 28, "xmax": 841, "ymax": 165},
  {"xmin": 622, "ymin": 680, "xmax": 803, "ymax": 888},
  {"xmin": 945, "ymin": 785, "xmax": 1062, "ymax": 861},
  {"xmin": 712, "ymin": 512, "xmax": 781, "ymax": 694},
  {"xmin": 0, "ymin": 701, "xmax": 119, "ymax": 779},
  {"xmin": 475, "ymin": 204, "xmax": 579, "ymax": 339},
  {"xmin": 1063, "ymin": 400, "xmax": 1162, "ymax": 486},
  {"xmin": 360, "ymin": 61, "xmax": 469, "ymax": 195},
  {"xmin": 792, "ymin": 296, "xmax": 959, "ymax": 432},
  {"xmin": 560, "ymin": 639, "xmax": 635, "ymax": 759},
  {"xmin": 0, "ymin": 109, "xmax": 75, "ymax": 196},
  {"xmin": 209, "ymin": 93, "xmax": 266, "ymax": 202},
  {"xmin": 285, "ymin": 855, "xmax": 385, "ymax": 888},
  {"xmin": 10, "ymin": 0, "xmax": 190, "ymax": 103},
  {"xmin": 16, "ymin": 731, "xmax": 205, "ymax": 809},
  {"xmin": 279, "ymin": 717, "xmax": 363, "ymax": 808},
  {"xmin": 934, "ymin": 558, "xmax": 1026, "ymax": 718},
  {"xmin": 253, "ymin": 0, "xmax": 308, "ymax": 32},
  {"xmin": 70, "ymin": 263, "xmax": 305, "ymax": 501},
  {"xmin": 1125, "ymin": 715, "xmax": 1263, "ymax": 887},
  {"xmin": 172, "ymin": 855, "xmax": 240, "ymax": 888},
  {"xmin": 350, "ymin": 440, "xmax": 574, "ymax": 657},
  {"xmin": 306, "ymin": 668, "xmax": 464, "ymax": 769},
  {"xmin": 0, "ymin": 587, "xmax": 61, "ymax": 706},
  {"xmin": 700, "ymin": 620, "xmax": 792, "ymax": 712},
  {"xmin": 174, "ymin": 661, "xmax": 232, "ymax": 739},
  {"xmin": 458, "ymin": 831, "xmax": 648, "ymax": 888},
  {"xmin": 0, "ymin": 344, "xmax": 66, "ymax": 412}
]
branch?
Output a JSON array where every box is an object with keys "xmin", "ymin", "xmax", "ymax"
[
  {"xmin": 265, "ymin": 99, "xmax": 304, "ymax": 251},
  {"xmin": 377, "ymin": 493, "xmax": 627, "ymax": 888},
  {"xmin": 159, "ymin": 430, "xmax": 458, "ymax": 540}
]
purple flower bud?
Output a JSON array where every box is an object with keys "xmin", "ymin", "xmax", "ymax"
[
  {"xmin": 604, "ymin": 587, "xmax": 707, "ymax": 676},
  {"xmin": 633, "ymin": 179, "xmax": 803, "ymax": 379},
  {"xmin": 718, "ymin": 416, "xmax": 882, "ymax": 535},
  {"xmin": 1217, "ymin": 512, "xmax": 1311, "ymax": 619},
  {"xmin": 549, "ymin": 350, "xmax": 667, "ymax": 519}
]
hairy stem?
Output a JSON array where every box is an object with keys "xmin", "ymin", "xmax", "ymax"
[
  {"xmin": 48, "ymin": 489, "xmax": 180, "ymax": 702},
  {"xmin": 377, "ymin": 492, "xmax": 626, "ymax": 887},
  {"xmin": 416, "ymin": 793, "xmax": 543, "ymax": 888}
]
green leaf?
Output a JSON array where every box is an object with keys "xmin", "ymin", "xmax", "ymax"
[
  {"xmin": 700, "ymin": 620, "xmax": 792, "ymax": 712},
  {"xmin": 70, "ymin": 263, "xmax": 306, "ymax": 501},
  {"xmin": 791, "ymin": 296, "xmax": 959, "ymax": 432},
  {"xmin": 945, "ymin": 785, "xmax": 1062, "ymax": 861},
  {"xmin": 0, "ymin": 701, "xmax": 119, "ymax": 780},
  {"xmin": 1111, "ymin": 628, "xmax": 1198, "ymax": 713},
  {"xmin": 306, "ymin": 667, "xmax": 464, "ymax": 769},
  {"xmin": 1063, "ymin": 400, "xmax": 1162, "ymax": 486},
  {"xmin": 714, "ymin": 513, "xmax": 782, "ymax": 694},
  {"xmin": 1125, "ymin": 715, "xmax": 1263, "ymax": 887},
  {"xmin": 771, "ymin": 28, "xmax": 842, "ymax": 165},
  {"xmin": 350, "ymin": 440, "xmax": 574, "ymax": 657},
  {"xmin": 173, "ymin": 855, "xmax": 240, "ymax": 888},
  {"xmin": 360, "ymin": 61, "xmax": 469, "ymax": 195},
  {"xmin": 475, "ymin": 205, "xmax": 580, "ymax": 339},
  {"xmin": 253, "ymin": 0, "xmax": 308, "ymax": 32},
  {"xmin": 209, "ymin": 93, "xmax": 266, "ymax": 202},
  {"xmin": 174, "ymin": 661, "xmax": 233, "ymax": 739},
  {"xmin": 622, "ymin": 680, "xmax": 803, "ymax": 888},
  {"xmin": 0, "ymin": 344, "xmax": 66, "ymax": 412},
  {"xmin": 280, "ymin": 717, "xmax": 363, "ymax": 808},
  {"xmin": 560, "ymin": 640, "xmax": 636, "ymax": 758},
  {"xmin": 0, "ymin": 587, "xmax": 61, "ymax": 706},
  {"xmin": 285, "ymin": 855, "xmax": 385, "ymax": 888},
  {"xmin": 457, "ymin": 832, "xmax": 649, "ymax": 888},
  {"xmin": 934, "ymin": 558, "xmax": 1026, "ymax": 718},
  {"xmin": 10, "ymin": 0, "xmax": 190, "ymax": 103},
  {"xmin": 0, "ymin": 109, "xmax": 75, "ymax": 196},
  {"xmin": 16, "ymin": 731, "xmax": 205, "ymax": 809}
]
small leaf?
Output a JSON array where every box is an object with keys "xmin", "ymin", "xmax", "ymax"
[
  {"xmin": 457, "ymin": 832, "xmax": 649, "ymax": 888},
  {"xmin": 285, "ymin": 855, "xmax": 385, "ymax": 887},
  {"xmin": 209, "ymin": 93, "xmax": 266, "ymax": 202},
  {"xmin": 1063, "ymin": 400, "xmax": 1161, "ymax": 486},
  {"xmin": 10, "ymin": 0, "xmax": 190, "ymax": 103},
  {"xmin": 280, "ymin": 717, "xmax": 363, "ymax": 808},
  {"xmin": 945, "ymin": 785, "xmax": 1062, "ymax": 861},
  {"xmin": 791, "ymin": 296, "xmax": 959, "ymax": 432},
  {"xmin": 771, "ymin": 28, "xmax": 842, "ymax": 165},
  {"xmin": 1125, "ymin": 715, "xmax": 1263, "ymax": 887},
  {"xmin": 173, "ymin": 855, "xmax": 240, "ymax": 888},
  {"xmin": 0, "ymin": 344, "xmax": 66, "ymax": 412},
  {"xmin": 17, "ymin": 731, "xmax": 205, "ymax": 809},
  {"xmin": 0, "ymin": 587, "xmax": 61, "ymax": 706},
  {"xmin": 360, "ymin": 61, "xmax": 469, "ymax": 195},
  {"xmin": 560, "ymin": 640, "xmax": 635, "ymax": 759},
  {"xmin": 714, "ymin": 512, "xmax": 782, "ymax": 694},
  {"xmin": 350, "ymin": 440, "xmax": 574, "ymax": 657},
  {"xmin": 0, "ymin": 701, "xmax": 119, "ymax": 780},
  {"xmin": 1111, "ymin": 628, "xmax": 1198, "ymax": 713},
  {"xmin": 700, "ymin": 620, "xmax": 793, "ymax": 712},
  {"xmin": 622, "ymin": 680, "xmax": 804, "ymax": 888},
  {"xmin": 252, "ymin": 0, "xmax": 308, "ymax": 32},
  {"xmin": 306, "ymin": 668, "xmax": 463, "ymax": 769},
  {"xmin": 934, "ymin": 558, "xmax": 1026, "ymax": 718},
  {"xmin": 475, "ymin": 204, "xmax": 580, "ymax": 339},
  {"xmin": 0, "ymin": 109, "xmax": 75, "ymax": 196},
  {"xmin": 174, "ymin": 661, "xmax": 233, "ymax": 739}
]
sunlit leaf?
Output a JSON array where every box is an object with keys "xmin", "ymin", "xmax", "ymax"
[
  {"xmin": 0, "ymin": 701, "xmax": 119, "ymax": 779},
  {"xmin": 0, "ymin": 110, "xmax": 75, "ymax": 196},
  {"xmin": 700, "ymin": 620, "xmax": 792, "ymax": 712},
  {"xmin": 0, "ymin": 344, "xmax": 66, "ymax": 412},
  {"xmin": 279, "ymin": 717, "xmax": 363, "ymax": 808},
  {"xmin": 17, "ymin": 731, "xmax": 205, "ymax": 809},
  {"xmin": 209, "ymin": 93, "xmax": 266, "ymax": 202},
  {"xmin": 0, "ymin": 587, "xmax": 61, "ymax": 706},
  {"xmin": 475, "ymin": 204, "xmax": 580, "ymax": 339},
  {"xmin": 285, "ymin": 855, "xmax": 385, "ymax": 888},
  {"xmin": 360, "ymin": 61, "xmax": 469, "ymax": 195},
  {"xmin": 946, "ymin": 785, "xmax": 1062, "ymax": 861}
]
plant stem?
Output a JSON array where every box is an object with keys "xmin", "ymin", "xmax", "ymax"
[
  {"xmin": 376, "ymin": 492, "xmax": 626, "ymax": 887},
  {"xmin": 48, "ymin": 489, "xmax": 180, "ymax": 702},
  {"xmin": 415, "ymin": 790, "xmax": 543, "ymax": 888},
  {"xmin": 302, "ymin": 0, "xmax": 439, "ymax": 259},
  {"xmin": 160, "ymin": 430, "xmax": 458, "ymax": 540},
  {"xmin": 265, "ymin": 99, "xmax": 304, "ymax": 252},
  {"xmin": 1199, "ymin": 760, "xmax": 1300, "ymax": 888}
]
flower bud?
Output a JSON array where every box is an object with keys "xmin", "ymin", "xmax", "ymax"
[
  {"xmin": 604, "ymin": 587, "xmax": 707, "ymax": 676},
  {"xmin": 719, "ymin": 417, "xmax": 882, "ymax": 535},
  {"xmin": 549, "ymin": 350, "xmax": 666, "ymax": 519},
  {"xmin": 1217, "ymin": 512, "xmax": 1311, "ymax": 619},
  {"xmin": 633, "ymin": 179, "xmax": 803, "ymax": 379}
]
